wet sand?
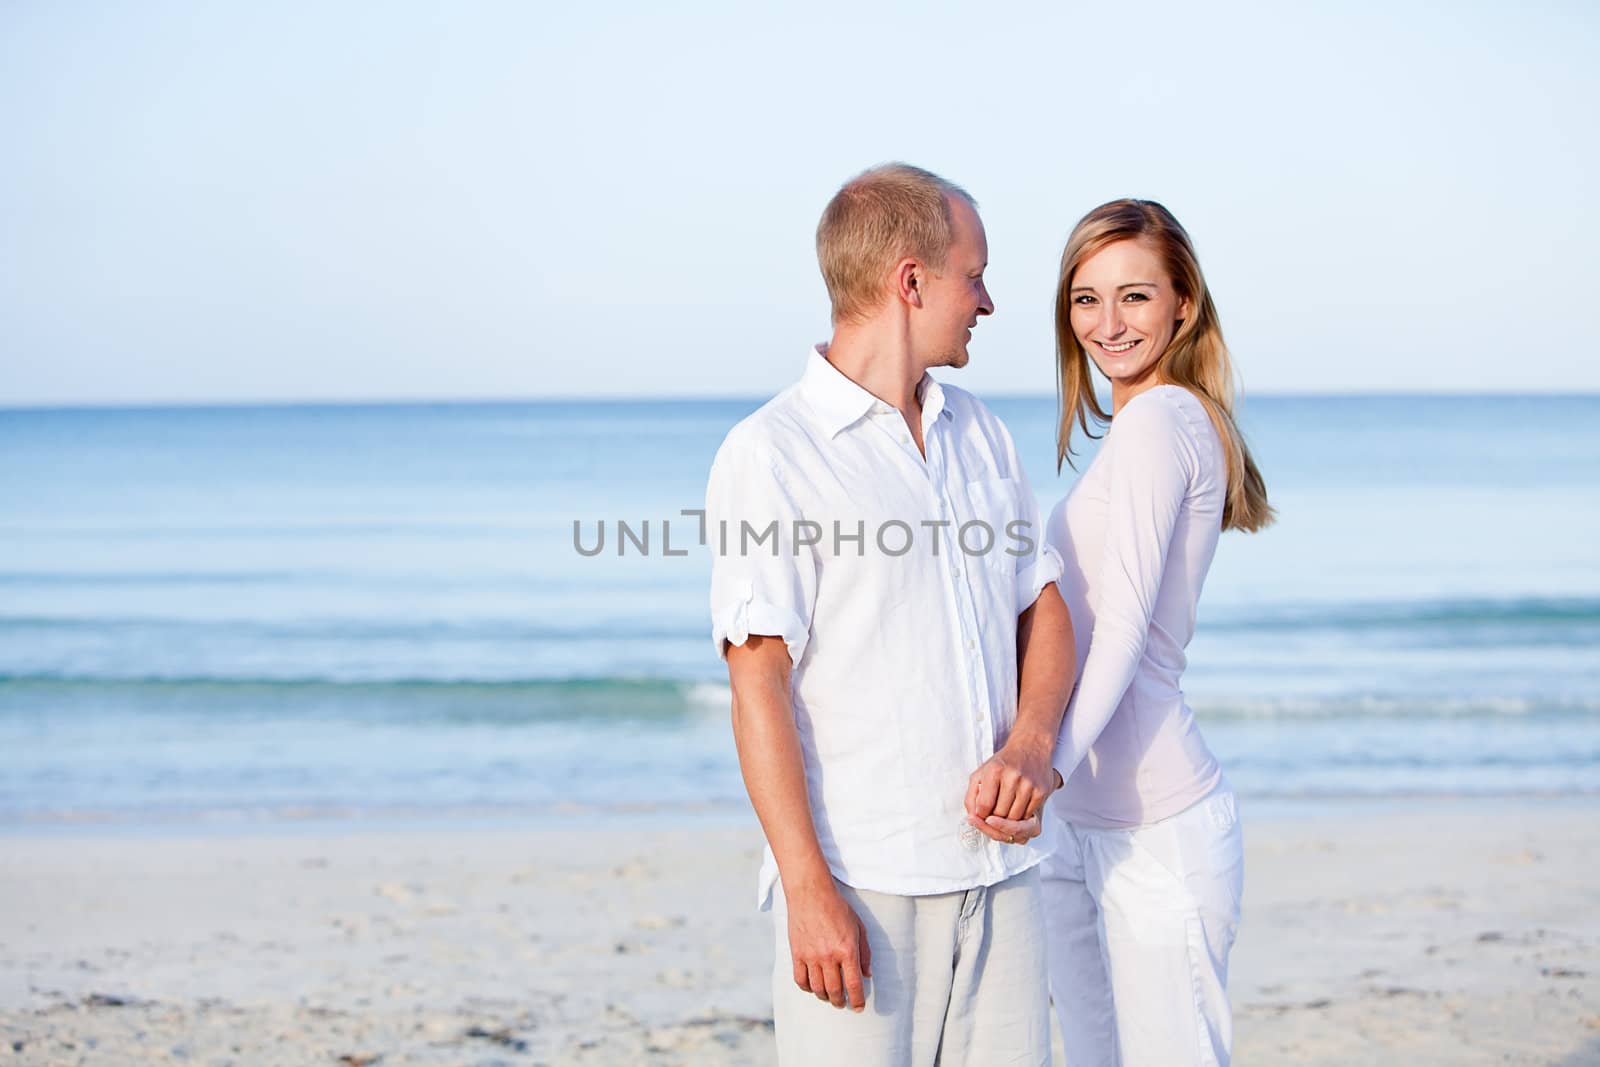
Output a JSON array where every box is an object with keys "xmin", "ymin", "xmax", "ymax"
[{"xmin": 2, "ymin": 798, "xmax": 1597, "ymax": 1065}]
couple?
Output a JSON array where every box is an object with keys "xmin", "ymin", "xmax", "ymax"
[{"xmin": 705, "ymin": 163, "xmax": 1272, "ymax": 1066}]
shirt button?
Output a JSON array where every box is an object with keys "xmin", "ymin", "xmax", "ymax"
[
  {"xmin": 966, "ymin": 639, "xmax": 976, "ymax": 651},
  {"xmin": 950, "ymin": 565, "xmax": 959, "ymax": 578}
]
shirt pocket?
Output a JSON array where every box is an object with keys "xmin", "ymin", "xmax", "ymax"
[{"xmin": 960, "ymin": 477, "xmax": 1025, "ymax": 575}]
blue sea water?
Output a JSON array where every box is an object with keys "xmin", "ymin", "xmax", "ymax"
[{"xmin": 1, "ymin": 393, "xmax": 1597, "ymax": 826}]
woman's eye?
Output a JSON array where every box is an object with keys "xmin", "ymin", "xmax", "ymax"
[
  {"xmin": 1073, "ymin": 295, "xmax": 1097, "ymax": 305},
  {"xmin": 1124, "ymin": 292, "xmax": 1149, "ymax": 302}
]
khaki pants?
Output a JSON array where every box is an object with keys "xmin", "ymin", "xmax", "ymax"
[{"xmin": 771, "ymin": 867, "xmax": 1049, "ymax": 1067}]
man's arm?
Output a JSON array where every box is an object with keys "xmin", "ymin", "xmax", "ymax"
[
  {"xmin": 965, "ymin": 581, "xmax": 1076, "ymax": 841},
  {"xmin": 726, "ymin": 635, "xmax": 871, "ymax": 1012}
]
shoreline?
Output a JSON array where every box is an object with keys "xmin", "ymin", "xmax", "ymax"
[
  {"xmin": 2, "ymin": 790, "xmax": 1595, "ymax": 839},
  {"xmin": 4, "ymin": 795, "xmax": 1598, "ymax": 1064}
]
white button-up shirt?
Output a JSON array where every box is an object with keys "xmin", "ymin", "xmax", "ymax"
[{"xmin": 706, "ymin": 347, "xmax": 1063, "ymax": 907}]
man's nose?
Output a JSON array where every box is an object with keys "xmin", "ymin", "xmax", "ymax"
[{"xmin": 977, "ymin": 282, "xmax": 994, "ymax": 317}]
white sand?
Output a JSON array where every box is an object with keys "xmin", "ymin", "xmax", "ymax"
[{"xmin": 2, "ymin": 799, "xmax": 1597, "ymax": 1065}]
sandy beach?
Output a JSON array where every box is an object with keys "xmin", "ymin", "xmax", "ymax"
[{"xmin": 2, "ymin": 798, "xmax": 1597, "ymax": 1066}]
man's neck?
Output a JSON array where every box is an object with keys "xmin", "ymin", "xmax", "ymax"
[{"xmin": 824, "ymin": 319, "xmax": 928, "ymax": 418}]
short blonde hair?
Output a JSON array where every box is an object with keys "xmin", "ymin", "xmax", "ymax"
[{"xmin": 816, "ymin": 163, "xmax": 976, "ymax": 324}]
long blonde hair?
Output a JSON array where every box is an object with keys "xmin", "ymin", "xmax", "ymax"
[{"xmin": 1055, "ymin": 199, "xmax": 1273, "ymax": 533}]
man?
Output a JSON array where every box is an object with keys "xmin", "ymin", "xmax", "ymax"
[{"xmin": 705, "ymin": 163, "xmax": 1077, "ymax": 1064}]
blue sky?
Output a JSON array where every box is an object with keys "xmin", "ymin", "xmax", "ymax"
[{"xmin": 2, "ymin": 1, "xmax": 1595, "ymax": 405}]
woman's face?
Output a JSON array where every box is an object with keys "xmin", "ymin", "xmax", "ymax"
[{"xmin": 1067, "ymin": 237, "xmax": 1192, "ymax": 402}]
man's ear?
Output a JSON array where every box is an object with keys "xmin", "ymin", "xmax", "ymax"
[{"xmin": 893, "ymin": 257, "xmax": 922, "ymax": 309}]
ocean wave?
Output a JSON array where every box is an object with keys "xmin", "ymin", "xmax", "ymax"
[
  {"xmin": 2, "ymin": 672, "xmax": 1595, "ymax": 725},
  {"xmin": 0, "ymin": 674, "xmax": 710, "ymax": 723},
  {"xmin": 0, "ymin": 615, "xmax": 701, "ymax": 642},
  {"xmin": 1204, "ymin": 595, "xmax": 1600, "ymax": 632},
  {"xmin": 1230, "ymin": 750, "xmax": 1600, "ymax": 771},
  {"xmin": 7, "ymin": 594, "xmax": 1595, "ymax": 638},
  {"xmin": 1191, "ymin": 694, "xmax": 1600, "ymax": 719},
  {"xmin": 0, "ymin": 569, "xmax": 339, "ymax": 586},
  {"xmin": 685, "ymin": 682, "xmax": 733, "ymax": 708}
]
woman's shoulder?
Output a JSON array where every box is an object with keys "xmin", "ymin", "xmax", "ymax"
[
  {"xmin": 1124, "ymin": 383, "xmax": 1206, "ymax": 413},
  {"xmin": 1109, "ymin": 385, "xmax": 1217, "ymax": 473},
  {"xmin": 1112, "ymin": 384, "xmax": 1206, "ymax": 438}
]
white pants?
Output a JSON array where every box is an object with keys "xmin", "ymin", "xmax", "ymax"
[
  {"xmin": 771, "ymin": 867, "xmax": 1050, "ymax": 1066},
  {"xmin": 1040, "ymin": 782, "xmax": 1244, "ymax": 1067}
]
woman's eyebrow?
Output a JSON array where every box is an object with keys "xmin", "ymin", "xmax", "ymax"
[{"xmin": 1069, "ymin": 281, "xmax": 1158, "ymax": 293}]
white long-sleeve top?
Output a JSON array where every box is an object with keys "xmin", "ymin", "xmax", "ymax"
[{"xmin": 1045, "ymin": 384, "xmax": 1226, "ymax": 829}]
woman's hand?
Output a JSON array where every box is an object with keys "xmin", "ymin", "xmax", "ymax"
[
  {"xmin": 974, "ymin": 810, "xmax": 1045, "ymax": 845},
  {"xmin": 966, "ymin": 763, "xmax": 1064, "ymax": 845}
]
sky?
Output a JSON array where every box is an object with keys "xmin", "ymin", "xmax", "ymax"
[{"xmin": 1, "ymin": 0, "xmax": 1596, "ymax": 405}]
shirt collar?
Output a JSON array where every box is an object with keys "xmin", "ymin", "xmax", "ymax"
[{"xmin": 801, "ymin": 344, "xmax": 953, "ymax": 438}]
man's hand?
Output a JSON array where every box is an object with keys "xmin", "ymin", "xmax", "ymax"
[
  {"xmin": 785, "ymin": 877, "xmax": 872, "ymax": 1012},
  {"xmin": 727, "ymin": 637, "xmax": 871, "ymax": 1010},
  {"xmin": 965, "ymin": 582, "xmax": 1076, "ymax": 846},
  {"xmin": 964, "ymin": 732, "xmax": 1060, "ymax": 844}
]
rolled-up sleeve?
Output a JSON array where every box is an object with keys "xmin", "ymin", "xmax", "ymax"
[
  {"xmin": 1012, "ymin": 469, "xmax": 1064, "ymax": 616},
  {"xmin": 996, "ymin": 423, "xmax": 1063, "ymax": 616},
  {"xmin": 705, "ymin": 434, "xmax": 818, "ymax": 667}
]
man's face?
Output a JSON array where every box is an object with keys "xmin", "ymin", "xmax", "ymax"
[{"xmin": 915, "ymin": 196, "xmax": 993, "ymax": 369}]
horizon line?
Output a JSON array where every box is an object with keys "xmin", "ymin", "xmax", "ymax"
[{"xmin": 2, "ymin": 387, "xmax": 1597, "ymax": 414}]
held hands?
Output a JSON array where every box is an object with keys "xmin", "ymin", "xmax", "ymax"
[
  {"xmin": 965, "ymin": 734, "xmax": 1063, "ymax": 845},
  {"xmin": 785, "ymin": 876, "xmax": 873, "ymax": 1012},
  {"xmin": 779, "ymin": 742, "xmax": 1056, "ymax": 1017}
]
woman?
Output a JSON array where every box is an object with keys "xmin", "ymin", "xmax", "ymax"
[{"xmin": 1038, "ymin": 199, "xmax": 1271, "ymax": 1065}]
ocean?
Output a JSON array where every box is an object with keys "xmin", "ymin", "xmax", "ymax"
[{"xmin": 2, "ymin": 393, "xmax": 1597, "ymax": 827}]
